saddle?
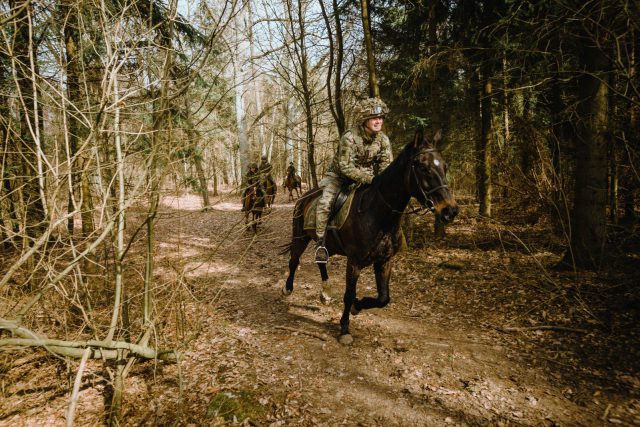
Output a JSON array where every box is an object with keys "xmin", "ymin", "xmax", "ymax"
[{"xmin": 303, "ymin": 183, "xmax": 356, "ymax": 232}]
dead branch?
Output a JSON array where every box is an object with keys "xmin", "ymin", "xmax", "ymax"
[
  {"xmin": 66, "ymin": 347, "xmax": 91, "ymax": 427},
  {"xmin": 0, "ymin": 318, "xmax": 177, "ymax": 361}
]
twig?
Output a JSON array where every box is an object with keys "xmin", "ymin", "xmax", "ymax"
[
  {"xmin": 602, "ymin": 403, "xmax": 612, "ymax": 421},
  {"xmin": 66, "ymin": 347, "xmax": 91, "ymax": 427},
  {"xmin": 497, "ymin": 325, "xmax": 589, "ymax": 334},
  {"xmin": 275, "ymin": 326, "xmax": 329, "ymax": 341}
]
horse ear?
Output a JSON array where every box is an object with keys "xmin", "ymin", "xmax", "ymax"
[
  {"xmin": 433, "ymin": 129, "xmax": 442, "ymax": 147},
  {"xmin": 413, "ymin": 128, "xmax": 425, "ymax": 149}
]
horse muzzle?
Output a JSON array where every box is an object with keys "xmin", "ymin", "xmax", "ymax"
[{"xmin": 437, "ymin": 202, "xmax": 459, "ymax": 224}]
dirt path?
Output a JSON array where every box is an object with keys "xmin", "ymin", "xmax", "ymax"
[
  {"xmin": 136, "ymin": 190, "xmax": 639, "ymax": 426},
  {"xmin": 3, "ymin": 190, "xmax": 637, "ymax": 426}
]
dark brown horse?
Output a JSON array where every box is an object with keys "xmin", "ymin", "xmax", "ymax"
[
  {"xmin": 284, "ymin": 172, "xmax": 302, "ymax": 201},
  {"xmin": 263, "ymin": 176, "xmax": 277, "ymax": 210},
  {"xmin": 281, "ymin": 129, "xmax": 458, "ymax": 344},
  {"xmin": 243, "ymin": 186, "xmax": 265, "ymax": 232}
]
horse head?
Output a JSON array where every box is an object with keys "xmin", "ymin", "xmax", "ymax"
[{"xmin": 408, "ymin": 128, "xmax": 459, "ymax": 224}]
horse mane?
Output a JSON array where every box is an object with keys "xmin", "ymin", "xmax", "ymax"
[{"xmin": 371, "ymin": 141, "xmax": 414, "ymax": 188}]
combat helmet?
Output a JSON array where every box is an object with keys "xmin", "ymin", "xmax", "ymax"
[{"xmin": 356, "ymin": 97, "xmax": 389, "ymax": 124}]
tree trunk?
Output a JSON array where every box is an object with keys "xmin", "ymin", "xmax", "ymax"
[
  {"xmin": 426, "ymin": 0, "xmax": 446, "ymax": 238},
  {"xmin": 184, "ymin": 98, "xmax": 209, "ymax": 207},
  {"xmin": 564, "ymin": 44, "xmax": 609, "ymax": 269},
  {"xmin": 622, "ymin": 29, "xmax": 637, "ymax": 223},
  {"xmin": 320, "ymin": 0, "xmax": 346, "ymax": 135},
  {"xmin": 608, "ymin": 139, "xmax": 618, "ymax": 224},
  {"xmin": 478, "ymin": 67, "xmax": 493, "ymax": 218},
  {"xmin": 290, "ymin": 0, "xmax": 318, "ymax": 187},
  {"xmin": 64, "ymin": 0, "xmax": 95, "ymax": 239},
  {"xmin": 360, "ymin": 0, "xmax": 379, "ymax": 98},
  {"xmin": 0, "ymin": 51, "xmax": 18, "ymax": 248},
  {"xmin": 11, "ymin": 0, "xmax": 47, "ymax": 239},
  {"xmin": 233, "ymin": 12, "xmax": 250, "ymax": 178},
  {"xmin": 502, "ymin": 54, "xmax": 510, "ymax": 146},
  {"xmin": 212, "ymin": 155, "xmax": 219, "ymax": 196}
]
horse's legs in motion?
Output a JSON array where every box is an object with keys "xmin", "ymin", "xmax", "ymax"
[
  {"xmin": 339, "ymin": 259, "xmax": 361, "ymax": 345},
  {"xmin": 252, "ymin": 210, "xmax": 260, "ymax": 233},
  {"xmin": 318, "ymin": 262, "xmax": 332, "ymax": 304},
  {"xmin": 283, "ymin": 235, "xmax": 311, "ymax": 295},
  {"xmin": 351, "ymin": 260, "xmax": 391, "ymax": 314}
]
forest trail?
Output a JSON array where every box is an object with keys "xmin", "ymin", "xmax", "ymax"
[
  {"xmin": 2, "ymin": 189, "xmax": 638, "ymax": 426},
  {"xmin": 143, "ymin": 189, "xmax": 639, "ymax": 426}
]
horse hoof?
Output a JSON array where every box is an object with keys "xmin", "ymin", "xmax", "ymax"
[
  {"xmin": 282, "ymin": 287, "xmax": 292, "ymax": 296},
  {"xmin": 338, "ymin": 334, "xmax": 353, "ymax": 345},
  {"xmin": 350, "ymin": 305, "xmax": 360, "ymax": 315},
  {"xmin": 319, "ymin": 291, "xmax": 332, "ymax": 305}
]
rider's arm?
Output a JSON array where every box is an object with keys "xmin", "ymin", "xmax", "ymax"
[
  {"xmin": 377, "ymin": 134, "xmax": 393, "ymax": 173},
  {"xmin": 336, "ymin": 131, "xmax": 374, "ymax": 184}
]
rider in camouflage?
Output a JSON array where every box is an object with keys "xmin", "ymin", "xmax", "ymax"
[
  {"xmin": 258, "ymin": 154, "xmax": 276, "ymax": 190},
  {"xmin": 314, "ymin": 97, "xmax": 393, "ymax": 263},
  {"xmin": 241, "ymin": 162, "xmax": 260, "ymax": 211}
]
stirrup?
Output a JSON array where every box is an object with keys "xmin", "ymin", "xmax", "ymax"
[{"xmin": 314, "ymin": 245, "xmax": 329, "ymax": 264}]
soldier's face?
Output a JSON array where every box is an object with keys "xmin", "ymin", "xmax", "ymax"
[{"xmin": 364, "ymin": 116, "xmax": 384, "ymax": 135}]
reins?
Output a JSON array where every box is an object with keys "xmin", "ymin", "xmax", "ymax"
[{"xmin": 367, "ymin": 148, "xmax": 449, "ymax": 215}]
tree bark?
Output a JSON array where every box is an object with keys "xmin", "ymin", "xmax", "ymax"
[
  {"xmin": 564, "ymin": 42, "xmax": 609, "ymax": 269},
  {"xmin": 62, "ymin": 0, "xmax": 94, "ymax": 237},
  {"xmin": 319, "ymin": 0, "xmax": 346, "ymax": 135},
  {"xmin": 360, "ymin": 0, "xmax": 379, "ymax": 97},
  {"xmin": 478, "ymin": 67, "xmax": 493, "ymax": 218},
  {"xmin": 11, "ymin": 0, "xmax": 47, "ymax": 240}
]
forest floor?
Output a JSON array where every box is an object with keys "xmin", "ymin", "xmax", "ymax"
[{"xmin": 2, "ymin": 187, "xmax": 640, "ymax": 426}]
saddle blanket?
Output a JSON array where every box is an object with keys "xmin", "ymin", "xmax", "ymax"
[{"xmin": 303, "ymin": 189, "xmax": 357, "ymax": 232}]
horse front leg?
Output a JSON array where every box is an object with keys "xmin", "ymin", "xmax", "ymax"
[
  {"xmin": 283, "ymin": 235, "xmax": 311, "ymax": 296},
  {"xmin": 339, "ymin": 259, "xmax": 361, "ymax": 345},
  {"xmin": 351, "ymin": 259, "xmax": 391, "ymax": 314},
  {"xmin": 252, "ymin": 211, "xmax": 260, "ymax": 233},
  {"xmin": 318, "ymin": 262, "xmax": 332, "ymax": 305}
]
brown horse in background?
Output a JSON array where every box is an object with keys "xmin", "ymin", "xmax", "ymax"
[
  {"xmin": 263, "ymin": 176, "xmax": 277, "ymax": 210},
  {"xmin": 243, "ymin": 186, "xmax": 265, "ymax": 232},
  {"xmin": 284, "ymin": 172, "xmax": 302, "ymax": 201},
  {"xmin": 281, "ymin": 129, "xmax": 458, "ymax": 344}
]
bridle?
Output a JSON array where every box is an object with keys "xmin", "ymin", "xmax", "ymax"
[
  {"xmin": 406, "ymin": 148, "xmax": 449, "ymax": 211},
  {"xmin": 410, "ymin": 167, "xmax": 448, "ymax": 211},
  {"xmin": 371, "ymin": 148, "xmax": 449, "ymax": 215}
]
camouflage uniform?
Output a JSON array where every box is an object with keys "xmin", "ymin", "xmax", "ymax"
[
  {"xmin": 315, "ymin": 98, "xmax": 393, "ymax": 244},
  {"xmin": 258, "ymin": 156, "xmax": 276, "ymax": 189}
]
